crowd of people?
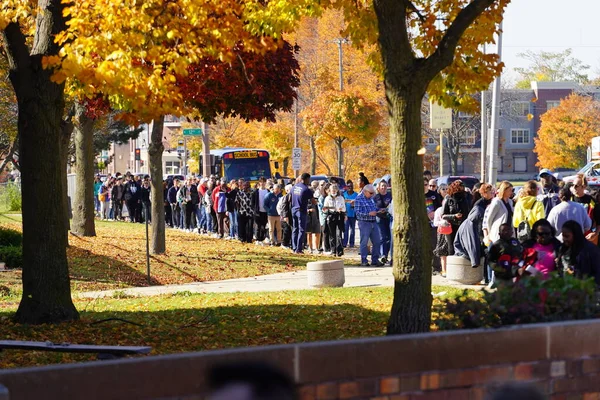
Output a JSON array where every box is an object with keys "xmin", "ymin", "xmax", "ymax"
[
  {"xmin": 93, "ymin": 171, "xmax": 393, "ymax": 266},
  {"xmin": 427, "ymin": 169, "xmax": 600, "ymax": 286}
]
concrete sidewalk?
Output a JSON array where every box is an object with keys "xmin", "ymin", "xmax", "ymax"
[{"xmin": 77, "ymin": 266, "xmax": 481, "ymax": 299}]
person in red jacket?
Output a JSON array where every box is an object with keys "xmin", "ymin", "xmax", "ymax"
[{"xmin": 213, "ymin": 179, "xmax": 229, "ymax": 238}]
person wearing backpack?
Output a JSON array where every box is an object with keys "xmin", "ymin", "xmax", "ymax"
[{"xmin": 513, "ymin": 180, "xmax": 545, "ymax": 243}]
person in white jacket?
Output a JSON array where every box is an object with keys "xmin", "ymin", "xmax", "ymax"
[
  {"xmin": 483, "ymin": 181, "xmax": 515, "ymax": 246},
  {"xmin": 323, "ymin": 183, "xmax": 346, "ymax": 256},
  {"xmin": 547, "ymin": 185, "xmax": 592, "ymax": 242}
]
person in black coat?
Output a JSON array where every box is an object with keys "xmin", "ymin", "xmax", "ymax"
[
  {"xmin": 140, "ymin": 176, "xmax": 151, "ymax": 222},
  {"xmin": 123, "ymin": 174, "xmax": 141, "ymax": 223},
  {"xmin": 167, "ymin": 179, "xmax": 180, "ymax": 228},
  {"xmin": 559, "ymin": 220, "xmax": 600, "ymax": 286},
  {"xmin": 441, "ymin": 180, "xmax": 471, "ymax": 256}
]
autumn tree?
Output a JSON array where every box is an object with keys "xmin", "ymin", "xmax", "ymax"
[
  {"xmin": 515, "ymin": 49, "xmax": 590, "ymax": 89},
  {"xmin": 302, "ymin": 90, "xmax": 381, "ymax": 176},
  {"xmin": 534, "ymin": 94, "xmax": 600, "ymax": 169}
]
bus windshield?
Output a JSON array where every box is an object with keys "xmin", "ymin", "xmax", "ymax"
[{"xmin": 223, "ymin": 157, "xmax": 271, "ymax": 181}]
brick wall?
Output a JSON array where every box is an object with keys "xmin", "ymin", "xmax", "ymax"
[{"xmin": 1, "ymin": 320, "xmax": 600, "ymax": 399}]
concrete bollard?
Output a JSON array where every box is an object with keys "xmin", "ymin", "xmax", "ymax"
[
  {"xmin": 446, "ymin": 255, "xmax": 484, "ymax": 285},
  {"xmin": 307, "ymin": 260, "xmax": 345, "ymax": 288}
]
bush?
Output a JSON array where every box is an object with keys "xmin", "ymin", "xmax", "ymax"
[
  {"xmin": 0, "ymin": 245, "xmax": 22, "ymax": 269},
  {"xmin": 0, "ymin": 227, "xmax": 22, "ymax": 247},
  {"xmin": 435, "ymin": 274, "xmax": 598, "ymax": 330},
  {"xmin": 5, "ymin": 183, "xmax": 21, "ymax": 212}
]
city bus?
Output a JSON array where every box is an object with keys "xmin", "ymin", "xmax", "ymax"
[{"xmin": 204, "ymin": 148, "xmax": 272, "ymax": 182}]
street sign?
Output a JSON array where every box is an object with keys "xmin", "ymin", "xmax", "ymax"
[
  {"xmin": 292, "ymin": 147, "xmax": 302, "ymax": 171},
  {"xmin": 429, "ymin": 101, "xmax": 452, "ymax": 130},
  {"xmin": 183, "ymin": 128, "xmax": 203, "ymax": 136}
]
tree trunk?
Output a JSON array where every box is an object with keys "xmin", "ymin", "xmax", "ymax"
[
  {"xmin": 149, "ymin": 116, "xmax": 166, "ymax": 254},
  {"xmin": 4, "ymin": 7, "xmax": 79, "ymax": 322},
  {"xmin": 282, "ymin": 157, "xmax": 289, "ymax": 177},
  {"xmin": 385, "ymin": 88, "xmax": 433, "ymax": 334},
  {"xmin": 71, "ymin": 100, "xmax": 96, "ymax": 236},
  {"xmin": 309, "ymin": 136, "xmax": 317, "ymax": 175},
  {"xmin": 335, "ymin": 138, "xmax": 344, "ymax": 177}
]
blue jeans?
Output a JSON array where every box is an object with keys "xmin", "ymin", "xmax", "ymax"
[
  {"xmin": 229, "ymin": 210, "xmax": 238, "ymax": 237},
  {"xmin": 94, "ymin": 197, "xmax": 100, "ymax": 212},
  {"xmin": 377, "ymin": 217, "xmax": 391, "ymax": 259},
  {"xmin": 292, "ymin": 210, "xmax": 307, "ymax": 253},
  {"xmin": 196, "ymin": 205, "xmax": 205, "ymax": 231},
  {"xmin": 343, "ymin": 216, "xmax": 356, "ymax": 247},
  {"xmin": 358, "ymin": 220, "xmax": 381, "ymax": 264}
]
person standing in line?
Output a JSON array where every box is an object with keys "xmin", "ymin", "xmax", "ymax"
[
  {"xmin": 483, "ymin": 181, "xmax": 515, "ymax": 246},
  {"xmin": 226, "ymin": 179, "xmax": 240, "ymax": 240},
  {"xmin": 111, "ymin": 176, "xmax": 124, "ymax": 221},
  {"xmin": 177, "ymin": 177, "xmax": 194, "ymax": 231},
  {"xmin": 264, "ymin": 184, "xmax": 283, "ymax": 246},
  {"xmin": 93, "ymin": 175, "xmax": 102, "ymax": 215},
  {"xmin": 214, "ymin": 180, "xmax": 229, "ymax": 238},
  {"xmin": 291, "ymin": 173, "xmax": 313, "ymax": 254},
  {"xmin": 343, "ymin": 180, "xmax": 358, "ymax": 248},
  {"xmin": 168, "ymin": 178, "xmax": 181, "ymax": 229},
  {"xmin": 98, "ymin": 179, "xmax": 111, "ymax": 220},
  {"xmin": 357, "ymin": 172, "xmax": 369, "ymax": 192},
  {"xmin": 236, "ymin": 180, "xmax": 255, "ymax": 243},
  {"xmin": 559, "ymin": 220, "xmax": 600, "ymax": 286},
  {"xmin": 547, "ymin": 185, "xmax": 592, "ymax": 242},
  {"xmin": 441, "ymin": 180, "xmax": 470, "ymax": 256},
  {"xmin": 140, "ymin": 176, "xmax": 151, "ymax": 223},
  {"xmin": 373, "ymin": 180, "xmax": 392, "ymax": 264},
  {"xmin": 323, "ymin": 183, "xmax": 346, "ymax": 257},
  {"xmin": 279, "ymin": 183, "xmax": 294, "ymax": 249},
  {"xmin": 512, "ymin": 180, "xmax": 545, "ymax": 242},
  {"xmin": 538, "ymin": 168, "xmax": 560, "ymax": 217},
  {"xmin": 355, "ymin": 184, "xmax": 383, "ymax": 266},
  {"xmin": 318, "ymin": 183, "xmax": 331, "ymax": 254},
  {"xmin": 571, "ymin": 174, "xmax": 600, "ymax": 244},
  {"xmin": 252, "ymin": 177, "xmax": 269, "ymax": 245},
  {"xmin": 123, "ymin": 174, "xmax": 141, "ymax": 223}
]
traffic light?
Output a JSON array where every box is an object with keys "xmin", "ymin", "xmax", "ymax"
[{"xmin": 135, "ymin": 148, "xmax": 141, "ymax": 161}]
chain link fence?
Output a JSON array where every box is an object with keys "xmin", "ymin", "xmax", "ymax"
[{"xmin": 0, "ymin": 182, "xmax": 21, "ymax": 213}]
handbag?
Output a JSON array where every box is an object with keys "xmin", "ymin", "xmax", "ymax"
[{"xmin": 438, "ymin": 222, "xmax": 452, "ymax": 235}]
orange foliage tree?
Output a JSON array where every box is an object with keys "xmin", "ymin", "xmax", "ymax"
[
  {"xmin": 302, "ymin": 90, "xmax": 381, "ymax": 176},
  {"xmin": 535, "ymin": 94, "xmax": 600, "ymax": 169}
]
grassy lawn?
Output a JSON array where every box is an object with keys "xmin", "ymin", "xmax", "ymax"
[
  {"xmin": 0, "ymin": 214, "xmax": 346, "ymax": 295},
  {"xmin": 0, "ymin": 286, "xmax": 465, "ymax": 369}
]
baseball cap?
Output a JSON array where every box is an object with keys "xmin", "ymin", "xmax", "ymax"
[{"xmin": 538, "ymin": 168, "xmax": 553, "ymax": 179}]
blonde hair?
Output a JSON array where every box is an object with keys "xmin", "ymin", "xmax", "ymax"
[
  {"xmin": 523, "ymin": 180, "xmax": 538, "ymax": 197},
  {"xmin": 496, "ymin": 181, "xmax": 513, "ymax": 199},
  {"xmin": 575, "ymin": 173, "xmax": 587, "ymax": 187}
]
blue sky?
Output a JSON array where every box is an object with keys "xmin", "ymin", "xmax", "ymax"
[{"xmin": 501, "ymin": 0, "xmax": 600, "ymax": 82}]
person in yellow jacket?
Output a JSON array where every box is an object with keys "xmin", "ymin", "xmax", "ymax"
[{"xmin": 513, "ymin": 180, "xmax": 545, "ymax": 238}]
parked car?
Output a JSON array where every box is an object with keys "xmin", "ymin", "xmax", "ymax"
[
  {"xmin": 309, "ymin": 175, "xmax": 347, "ymax": 190},
  {"xmin": 436, "ymin": 175, "xmax": 480, "ymax": 190}
]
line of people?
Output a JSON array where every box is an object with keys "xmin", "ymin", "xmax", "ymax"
[{"xmin": 428, "ymin": 171, "xmax": 600, "ymax": 286}]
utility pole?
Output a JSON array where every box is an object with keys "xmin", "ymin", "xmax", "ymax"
[
  {"xmin": 488, "ymin": 22, "xmax": 503, "ymax": 185},
  {"xmin": 481, "ymin": 89, "xmax": 487, "ymax": 182},
  {"xmin": 332, "ymin": 38, "xmax": 349, "ymax": 92},
  {"xmin": 202, "ymin": 121, "xmax": 210, "ymax": 177}
]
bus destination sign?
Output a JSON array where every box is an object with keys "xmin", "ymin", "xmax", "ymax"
[{"xmin": 234, "ymin": 151, "xmax": 258, "ymax": 159}]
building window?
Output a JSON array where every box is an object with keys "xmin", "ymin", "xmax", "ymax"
[
  {"xmin": 457, "ymin": 111, "xmax": 471, "ymax": 119},
  {"xmin": 511, "ymin": 101, "xmax": 530, "ymax": 116},
  {"xmin": 511, "ymin": 129, "xmax": 530, "ymax": 144},
  {"xmin": 514, "ymin": 156, "xmax": 527, "ymax": 173},
  {"xmin": 426, "ymin": 137, "xmax": 435, "ymax": 145},
  {"xmin": 459, "ymin": 129, "xmax": 476, "ymax": 145},
  {"xmin": 546, "ymin": 100, "xmax": 560, "ymax": 111},
  {"xmin": 457, "ymin": 157, "xmax": 465, "ymax": 173},
  {"xmin": 165, "ymin": 161, "xmax": 181, "ymax": 175}
]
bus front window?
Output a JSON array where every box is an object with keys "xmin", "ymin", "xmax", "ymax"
[{"xmin": 223, "ymin": 158, "xmax": 271, "ymax": 181}]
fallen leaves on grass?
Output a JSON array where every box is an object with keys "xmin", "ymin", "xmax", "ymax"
[
  {"xmin": 0, "ymin": 216, "xmax": 333, "ymax": 294},
  {"xmin": 0, "ymin": 286, "xmax": 464, "ymax": 369}
]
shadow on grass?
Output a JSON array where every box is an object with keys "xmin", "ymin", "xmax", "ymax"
[{"xmin": 0, "ymin": 302, "xmax": 389, "ymax": 369}]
